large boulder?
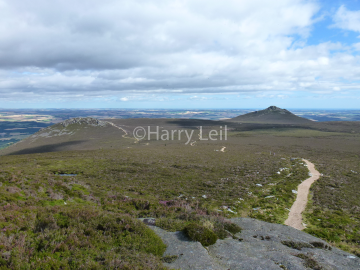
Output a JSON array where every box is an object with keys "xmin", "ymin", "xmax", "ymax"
[{"xmin": 145, "ymin": 217, "xmax": 360, "ymax": 270}]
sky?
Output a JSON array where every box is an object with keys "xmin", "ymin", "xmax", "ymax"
[{"xmin": 1, "ymin": 0, "xmax": 360, "ymax": 109}]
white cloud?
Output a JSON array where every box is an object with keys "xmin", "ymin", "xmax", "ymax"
[
  {"xmin": 0, "ymin": 0, "xmax": 359, "ymax": 103},
  {"xmin": 188, "ymin": 96, "xmax": 209, "ymax": 100},
  {"xmin": 332, "ymin": 5, "xmax": 360, "ymax": 32}
]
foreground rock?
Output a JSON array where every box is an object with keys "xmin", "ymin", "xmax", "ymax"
[{"xmin": 144, "ymin": 218, "xmax": 360, "ymax": 270}]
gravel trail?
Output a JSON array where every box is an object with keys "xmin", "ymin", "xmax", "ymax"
[{"xmin": 285, "ymin": 159, "xmax": 321, "ymax": 230}]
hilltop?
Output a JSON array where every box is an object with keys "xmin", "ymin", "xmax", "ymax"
[
  {"xmin": 230, "ymin": 106, "xmax": 313, "ymax": 124},
  {"xmin": 0, "ymin": 117, "xmax": 131, "ymax": 155}
]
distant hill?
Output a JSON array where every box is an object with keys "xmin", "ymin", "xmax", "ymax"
[
  {"xmin": 2, "ymin": 112, "xmax": 359, "ymax": 156},
  {"xmin": 0, "ymin": 117, "xmax": 131, "ymax": 155},
  {"xmin": 0, "ymin": 117, "xmax": 227, "ymax": 155},
  {"xmin": 229, "ymin": 106, "xmax": 313, "ymax": 124}
]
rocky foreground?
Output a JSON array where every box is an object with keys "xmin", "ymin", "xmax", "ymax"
[{"xmin": 143, "ymin": 218, "xmax": 360, "ymax": 270}]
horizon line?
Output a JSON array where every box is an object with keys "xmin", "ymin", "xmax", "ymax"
[{"xmin": 0, "ymin": 108, "xmax": 359, "ymax": 110}]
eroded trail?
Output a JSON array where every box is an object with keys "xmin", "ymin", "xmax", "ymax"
[
  {"xmin": 285, "ymin": 159, "xmax": 321, "ymax": 230},
  {"xmin": 106, "ymin": 121, "xmax": 128, "ymax": 137},
  {"xmin": 106, "ymin": 121, "xmax": 143, "ymax": 144},
  {"xmin": 190, "ymin": 127, "xmax": 202, "ymax": 146}
]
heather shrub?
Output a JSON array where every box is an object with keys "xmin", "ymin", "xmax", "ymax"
[
  {"xmin": 0, "ymin": 206, "xmax": 167, "ymax": 269},
  {"xmin": 183, "ymin": 223, "xmax": 218, "ymax": 246}
]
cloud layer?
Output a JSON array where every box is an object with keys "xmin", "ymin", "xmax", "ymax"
[
  {"xmin": 0, "ymin": 0, "xmax": 359, "ymax": 104},
  {"xmin": 333, "ymin": 5, "xmax": 360, "ymax": 33}
]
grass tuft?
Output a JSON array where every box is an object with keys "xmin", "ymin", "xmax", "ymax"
[{"xmin": 183, "ymin": 223, "xmax": 218, "ymax": 246}]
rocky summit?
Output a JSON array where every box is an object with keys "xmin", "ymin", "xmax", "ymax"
[
  {"xmin": 261, "ymin": 106, "xmax": 291, "ymax": 114},
  {"xmin": 145, "ymin": 218, "xmax": 360, "ymax": 270},
  {"xmin": 0, "ymin": 117, "xmax": 119, "ymax": 155},
  {"xmin": 60, "ymin": 117, "xmax": 109, "ymax": 127},
  {"xmin": 230, "ymin": 106, "xmax": 312, "ymax": 124}
]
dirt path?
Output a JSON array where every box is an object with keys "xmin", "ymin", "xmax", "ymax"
[
  {"xmin": 190, "ymin": 127, "xmax": 202, "ymax": 146},
  {"xmin": 106, "ymin": 121, "xmax": 140, "ymax": 143},
  {"xmin": 284, "ymin": 159, "xmax": 321, "ymax": 230},
  {"xmin": 106, "ymin": 121, "xmax": 128, "ymax": 137}
]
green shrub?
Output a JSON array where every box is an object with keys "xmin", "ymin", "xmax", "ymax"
[
  {"xmin": 212, "ymin": 226, "xmax": 228, "ymax": 239},
  {"xmin": 161, "ymin": 255, "xmax": 178, "ymax": 263},
  {"xmin": 54, "ymin": 212, "xmax": 70, "ymax": 228},
  {"xmin": 0, "ymin": 207, "xmax": 167, "ymax": 269},
  {"xmin": 156, "ymin": 218, "xmax": 186, "ymax": 231},
  {"xmin": 132, "ymin": 199, "xmax": 150, "ymax": 210},
  {"xmin": 310, "ymin": 241, "xmax": 332, "ymax": 250},
  {"xmin": 281, "ymin": 240, "xmax": 313, "ymax": 250},
  {"xmin": 295, "ymin": 253, "xmax": 323, "ymax": 270},
  {"xmin": 72, "ymin": 184, "xmax": 89, "ymax": 195},
  {"xmin": 224, "ymin": 222, "xmax": 242, "ymax": 234},
  {"xmin": 34, "ymin": 212, "xmax": 58, "ymax": 232},
  {"xmin": 183, "ymin": 223, "xmax": 218, "ymax": 246}
]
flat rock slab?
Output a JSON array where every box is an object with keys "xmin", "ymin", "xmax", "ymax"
[
  {"xmin": 145, "ymin": 218, "xmax": 360, "ymax": 270},
  {"xmin": 149, "ymin": 226, "xmax": 225, "ymax": 270}
]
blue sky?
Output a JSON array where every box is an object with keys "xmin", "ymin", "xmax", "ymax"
[
  {"xmin": 307, "ymin": 0, "xmax": 360, "ymax": 46},
  {"xmin": 0, "ymin": 0, "xmax": 360, "ymax": 109}
]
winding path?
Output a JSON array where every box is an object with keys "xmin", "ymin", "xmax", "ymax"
[
  {"xmin": 106, "ymin": 121, "xmax": 129, "ymax": 137},
  {"xmin": 285, "ymin": 159, "xmax": 321, "ymax": 230},
  {"xmin": 106, "ymin": 121, "xmax": 140, "ymax": 143},
  {"xmin": 190, "ymin": 127, "xmax": 202, "ymax": 146}
]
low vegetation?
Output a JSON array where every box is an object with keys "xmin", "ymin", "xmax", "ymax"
[
  {"xmin": 0, "ymin": 141, "xmax": 312, "ymax": 268},
  {"xmin": 281, "ymin": 241, "xmax": 313, "ymax": 250},
  {"xmin": 0, "ymin": 117, "xmax": 359, "ymax": 268},
  {"xmin": 303, "ymin": 153, "xmax": 360, "ymax": 257},
  {"xmin": 183, "ymin": 223, "xmax": 218, "ymax": 246},
  {"xmin": 295, "ymin": 253, "xmax": 323, "ymax": 270},
  {"xmin": 0, "ymin": 205, "xmax": 167, "ymax": 269}
]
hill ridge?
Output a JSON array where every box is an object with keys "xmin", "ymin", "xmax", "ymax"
[{"xmin": 59, "ymin": 117, "xmax": 108, "ymax": 127}]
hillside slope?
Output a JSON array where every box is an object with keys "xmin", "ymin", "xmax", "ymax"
[
  {"xmin": 0, "ymin": 116, "xmax": 359, "ymax": 266},
  {"xmin": 2, "ymin": 113, "xmax": 360, "ymax": 156},
  {"xmin": 0, "ymin": 117, "xmax": 234, "ymax": 155},
  {"xmin": 230, "ymin": 106, "xmax": 313, "ymax": 124},
  {"xmin": 0, "ymin": 117, "xmax": 131, "ymax": 155}
]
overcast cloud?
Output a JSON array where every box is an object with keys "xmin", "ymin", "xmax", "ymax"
[{"xmin": 0, "ymin": 0, "xmax": 360, "ymax": 107}]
